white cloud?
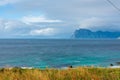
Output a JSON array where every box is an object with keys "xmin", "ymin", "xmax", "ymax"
[
  {"xmin": 0, "ymin": 17, "xmax": 64, "ymax": 37},
  {"xmin": 79, "ymin": 17, "xmax": 120, "ymax": 31},
  {"xmin": 79, "ymin": 17, "xmax": 106, "ymax": 28},
  {"xmin": 15, "ymin": 0, "xmax": 119, "ymax": 21},
  {"xmin": 0, "ymin": 19, "xmax": 6, "ymax": 30},
  {"xmin": 30, "ymin": 28, "xmax": 56, "ymax": 36},
  {"xmin": 21, "ymin": 15, "xmax": 62, "ymax": 24},
  {"xmin": 0, "ymin": 19, "xmax": 26, "ymax": 30},
  {"xmin": 4, "ymin": 20, "xmax": 25, "ymax": 30},
  {"xmin": 0, "ymin": 18, "xmax": 31, "ymax": 37},
  {"xmin": 0, "ymin": 0, "xmax": 19, "ymax": 6}
]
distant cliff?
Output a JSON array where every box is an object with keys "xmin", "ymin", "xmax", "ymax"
[{"xmin": 73, "ymin": 29, "xmax": 120, "ymax": 39}]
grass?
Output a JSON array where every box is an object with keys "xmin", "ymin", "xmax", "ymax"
[{"xmin": 0, "ymin": 67, "xmax": 120, "ymax": 80}]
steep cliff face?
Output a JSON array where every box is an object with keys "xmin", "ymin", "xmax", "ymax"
[{"xmin": 74, "ymin": 29, "xmax": 120, "ymax": 39}]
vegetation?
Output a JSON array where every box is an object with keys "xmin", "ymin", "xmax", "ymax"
[{"xmin": 0, "ymin": 67, "xmax": 120, "ymax": 80}]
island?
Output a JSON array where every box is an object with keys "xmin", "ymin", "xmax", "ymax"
[{"xmin": 73, "ymin": 29, "xmax": 120, "ymax": 39}]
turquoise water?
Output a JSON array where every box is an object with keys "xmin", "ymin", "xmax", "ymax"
[{"xmin": 0, "ymin": 39, "xmax": 120, "ymax": 68}]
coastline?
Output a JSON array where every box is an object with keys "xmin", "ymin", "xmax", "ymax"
[
  {"xmin": 3, "ymin": 65, "xmax": 120, "ymax": 70},
  {"xmin": 0, "ymin": 66, "xmax": 120, "ymax": 80}
]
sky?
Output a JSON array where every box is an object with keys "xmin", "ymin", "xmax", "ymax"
[{"xmin": 0, "ymin": 0, "xmax": 120, "ymax": 38}]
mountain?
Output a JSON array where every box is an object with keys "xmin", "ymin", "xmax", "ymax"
[{"xmin": 73, "ymin": 29, "xmax": 120, "ymax": 39}]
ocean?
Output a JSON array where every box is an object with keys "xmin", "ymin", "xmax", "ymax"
[{"xmin": 0, "ymin": 39, "xmax": 120, "ymax": 68}]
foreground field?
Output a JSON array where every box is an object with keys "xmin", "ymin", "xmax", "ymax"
[{"xmin": 0, "ymin": 67, "xmax": 120, "ymax": 80}]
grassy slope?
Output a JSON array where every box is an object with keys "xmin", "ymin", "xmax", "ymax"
[{"xmin": 0, "ymin": 67, "xmax": 120, "ymax": 80}]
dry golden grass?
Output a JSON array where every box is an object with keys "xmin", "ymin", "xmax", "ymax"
[{"xmin": 0, "ymin": 67, "xmax": 120, "ymax": 80}]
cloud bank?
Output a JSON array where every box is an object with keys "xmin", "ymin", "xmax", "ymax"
[
  {"xmin": 21, "ymin": 15, "xmax": 62, "ymax": 24},
  {"xmin": 0, "ymin": 0, "xmax": 120, "ymax": 38},
  {"xmin": 0, "ymin": 0, "xmax": 19, "ymax": 6}
]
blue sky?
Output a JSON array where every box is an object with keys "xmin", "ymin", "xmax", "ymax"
[{"xmin": 0, "ymin": 0, "xmax": 120, "ymax": 38}]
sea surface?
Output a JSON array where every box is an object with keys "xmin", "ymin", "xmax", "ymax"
[{"xmin": 0, "ymin": 39, "xmax": 120, "ymax": 68}]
